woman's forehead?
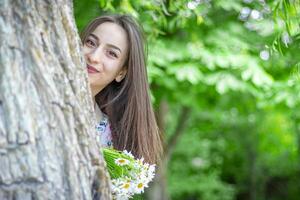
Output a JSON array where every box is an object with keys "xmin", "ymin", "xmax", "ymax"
[{"xmin": 91, "ymin": 22, "xmax": 128, "ymax": 53}]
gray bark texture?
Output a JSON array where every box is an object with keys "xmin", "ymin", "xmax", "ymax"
[{"xmin": 0, "ymin": 0, "xmax": 111, "ymax": 199}]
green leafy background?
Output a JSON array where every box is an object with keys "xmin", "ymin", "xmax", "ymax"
[{"xmin": 74, "ymin": 0, "xmax": 300, "ymax": 199}]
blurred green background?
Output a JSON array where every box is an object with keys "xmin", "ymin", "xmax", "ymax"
[{"xmin": 73, "ymin": 0, "xmax": 300, "ymax": 199}]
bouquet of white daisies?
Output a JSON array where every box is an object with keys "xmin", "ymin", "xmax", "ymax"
[{"xmin": 102, "ymin": 148, "xmax": 156, "ymax": 200}]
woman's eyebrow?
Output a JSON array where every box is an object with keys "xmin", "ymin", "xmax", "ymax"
[
  {"xmin": 89, "ymin": 33, "xmax": 122, "ymax": 53},
  {"xmin": 89, "ymin": 33, "xmax": 99, "ymax": 42},
  {"xmin": 107, "ymin": 44, "xmax": 122, "ymax": 53}
]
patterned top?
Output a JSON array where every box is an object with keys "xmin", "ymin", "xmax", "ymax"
[{"xmin": 95, "ymin": 115, "xmax": 113, "ymax": 147}]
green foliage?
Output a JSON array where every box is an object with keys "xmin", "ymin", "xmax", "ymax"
[{"xmin": 168, "ymin": 129, "xmax": 235, "ymax": 200}]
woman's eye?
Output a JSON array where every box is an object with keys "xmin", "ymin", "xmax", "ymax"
[
  {"xmin": 108, "ymin": 51, "xmax": 118, "ymax": 58},
  {"xmin": 85, "ymin": 39, "xmax": 95, "ymax": 47}
]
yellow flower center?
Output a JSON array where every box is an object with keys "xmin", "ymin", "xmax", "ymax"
[
  {"xmin": 137, "ymin": 183, "xmax": 144, "ymax": 188},
  {"xmin": 123, "ymin": 183, "xmax": 130, "ymax": 189}
]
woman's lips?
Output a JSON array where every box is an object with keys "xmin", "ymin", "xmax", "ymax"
[{"xmin": 87, "ymin": 65, "xmax": 100, "ymax": 74}]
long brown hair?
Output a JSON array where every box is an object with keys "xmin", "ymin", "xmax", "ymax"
[{"xmin": 81, "ymin": 14, "xmax": 162, "ymax": 164}]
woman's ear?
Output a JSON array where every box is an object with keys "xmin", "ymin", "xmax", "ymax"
[{"xmin": 115, "ymin": 68, "xmax": 127, "ymax": 82}]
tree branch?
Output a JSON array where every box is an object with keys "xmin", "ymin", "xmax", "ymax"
[{"xmin": 165, "ymin": 106, "xmax": 191, "ymax": 160}]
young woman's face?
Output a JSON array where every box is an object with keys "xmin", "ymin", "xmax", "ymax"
[{"xmin": 83, "ymin": 22, "xmax": 128, "ymax": 96}]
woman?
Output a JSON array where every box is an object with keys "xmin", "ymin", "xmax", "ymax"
[{"xmin": 81, "ymin": 14, "xmax": 162, "ymax": 164}]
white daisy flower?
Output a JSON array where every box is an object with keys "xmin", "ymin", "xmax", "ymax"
[
  {"xmin": 137, "ymin": 157, "xmax": 144, "ymax": 165},
  {"xmin": 115, "ymin": 193, "xmax": 131, "ymax": 200},
  {"xmin": 121, "ymin": 181, "xmax": 131, "ymax": 192},
  {"xmin": 122, "ymin": 150, "xmax": 134, "ymax": 158},
  {"xmin": 115, "ymin": 158, "xmax": 130, "ymax": 166},
  {"xmin": 133, "ymin": 181, "xmax": 146, "ymax": 194},
  {"xmin": 148, "ymin": 165, "xmax": 156, "ymax": 178}
]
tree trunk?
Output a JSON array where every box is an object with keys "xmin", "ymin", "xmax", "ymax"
[
  {"xmin": 147, "ymin": 99, "xmax": 190, "ymax": 200},
  {"xmin": 0, "ymin": 0, "xmax": 111, "ymax": 199},
  {"xmin": 147, "ymin": 99, "xmax": 169, "ymax": 200}
]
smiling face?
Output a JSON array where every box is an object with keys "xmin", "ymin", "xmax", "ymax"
[{"xmin": 83, "ymin": 22, "xmax": 129, "ymax": 97}]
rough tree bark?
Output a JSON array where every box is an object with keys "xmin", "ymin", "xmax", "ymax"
[{"xmin": 0, "ymin": 0, "xmax": 111, "ymax": 199}]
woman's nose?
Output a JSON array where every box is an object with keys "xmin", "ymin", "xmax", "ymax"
[{"xmin": 87, "ymin": 48, "xmax": 102, "ymax": 64}]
